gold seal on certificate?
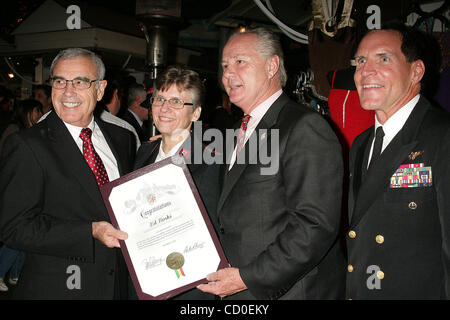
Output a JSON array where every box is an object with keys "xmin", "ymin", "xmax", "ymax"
[
  {"xmin": 166, "ymin": 252, "xmax": 185, "ymax": 270},
  {"xmin": 166, "ymin": 252, "xmax": 186, "ymax": 278}
]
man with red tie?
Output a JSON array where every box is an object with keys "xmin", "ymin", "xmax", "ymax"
[
  {"xmin": 198, "ymin": 27, "xmax": 345, "ymax": 299},
  {"xmin": 0, "ymin": 48, "xmax": 135, "ymax": 299}
]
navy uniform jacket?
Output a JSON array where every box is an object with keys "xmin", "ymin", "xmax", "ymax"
[{"xmin": 346, "ymin": 96, "xmax": 450, "ymax": 299}]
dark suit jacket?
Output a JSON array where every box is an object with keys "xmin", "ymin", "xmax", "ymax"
[
  {"xmin": 346, "ymin": 96, "xmax": 450, "ymax": 299},
  {"xmin": 133, "ymin": 129, "xmax": 220, "ymax": 299},
  {"xmin": 217, "ymin": 93, "xmax": 346, "ymax": 300},
  {"xmin": 121, "ymin": 109, "xmax": 150, "ymax": 143},
  {"xmin": 0, "ymin": 111, "xmax": 136, "ymax": 299}
]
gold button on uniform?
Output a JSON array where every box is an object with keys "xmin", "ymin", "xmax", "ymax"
[
  {"xmin": 376, "ymin": 235, "xmax": 384, "ymax": 244},
  {"xmin": 348, "ymin": 230, "xmax": 356, "ymax": 239},
  {"xmin": 377, "ymin": 270, "xmax": 385, "ymax": 279},
  {"xmin": 408, "ymin": 201, "xmax": 417, "ymax": 210},
  {"xmin": 347, "ymin": 264, "xmax": 354, "ymax": 273}
]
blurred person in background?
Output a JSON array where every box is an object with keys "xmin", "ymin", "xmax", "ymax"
[{"xmin": 0, "ymin": 99, "xmax": 43, "ymax": 292}]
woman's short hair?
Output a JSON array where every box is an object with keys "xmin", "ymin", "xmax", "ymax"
[{"xmin": 154, "ymin": 65, "xmax": 205, "ymax": 108}]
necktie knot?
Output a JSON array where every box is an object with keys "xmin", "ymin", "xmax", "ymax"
[
  {"xmin": 240, "ymin": 114, "xmax": 251, "ymax": 130},
  {"xmin": 80, "ymin": 127, "xmax": 93, "ymax": 140},
  {"xmin": 236, "ymin": 114, "xmax": 251, "ymax": 155},
  {"xmin": 375, "ymin": 126, "xmax": 385, "ymax": 139}
]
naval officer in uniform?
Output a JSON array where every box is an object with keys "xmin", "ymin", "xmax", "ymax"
[{"xmin": 346, "ymin": 24, "xmax": 450, "ymax": 299}]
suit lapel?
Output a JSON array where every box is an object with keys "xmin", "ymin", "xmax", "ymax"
[
  {"xmin": 359, "ymin": 132, "xmax": 373, "ymax": 184},
  {"xmin": 180, "ymin": 131, "xmax": 202, "ymax": 175},
  {"xmin": 96, "ymin": 117, "xmax": 125, "ymax": 175},
  {"xmin": 135, "ymin": 140, "xmax": 160, "ymax": 168},
  {"xmin": 348, "ymin": 130, "xmax": 371, "ymax": 222},
  {"xmin": 46, "ymin": 112, "xmax": 106, "ymax": 215},
  {"xmin": 220, "ymin": 120, "xmax": 241, "ymax": 189},
  {"xmin": 217, "ymin": 93, "xmax": 288, "ymax": 214},
  {"xmin": 350, "ymin": 98, "xmax": 429, "ymax": 227},
  {"xmin": 136, "ymin": 128, "xmax": 202, "ymax": 172}
]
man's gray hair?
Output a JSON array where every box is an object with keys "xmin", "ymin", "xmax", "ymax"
[
  {"xmin": 50, "ymin": 48, "xmax": 106, "ymax": 88},
  {"xmin": 229, "ymin": 27, "xmax": 287, "ymax": 87},
  {"xmin": 127, "ymin": 84, "xmax": 147, "ymax": 106}
]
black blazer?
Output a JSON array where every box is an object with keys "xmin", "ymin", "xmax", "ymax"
[
  {"xmin": 217, "ymin": 93, "xmax": 346, "ymax": 299},
  {"xmin": 121, "ymin": 109, "xmax": 150, "ymax": 143},
  {"xmin": 346, "ymin": 96, "xmax": 450, "ymax": 299},
  {"xmin": 133, "ymin": 128, "xmax": 220, "ymax": 299},
  {"xmin": 0, "ymin": 111, "xmax": 136, "ymax": 299}
]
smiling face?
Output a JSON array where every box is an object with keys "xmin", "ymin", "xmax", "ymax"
[
  {"xmin": 221, "ymin": 33, "xmax": 280, "ymax": 114},
  {"xmin": 354, "ymin": 30, "xmax": 424, "ymax": 123},
  {"xmin": 51, "ymin": 56, "xmax": 106, "ymax": 127},
  {"xmin": 152, "ymin": 84, "xmax": 201, "ymax": 142}
]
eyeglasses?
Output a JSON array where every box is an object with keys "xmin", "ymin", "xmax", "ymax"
[
  {"xmin": 50, "ymin": 77, "xmax": 98, "ymax": 90},
  {"xmin": 150, "ymin": 96, "xmax": 194, "ymax": 109}
]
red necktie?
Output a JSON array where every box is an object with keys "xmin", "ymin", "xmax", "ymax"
[
  {"xmin": 236, "ymin": 114, "xmax": 251, "ymax": 155},
  {"xmin": 80, "ymin": 127, "xmax": 110, "ymax": 186}
]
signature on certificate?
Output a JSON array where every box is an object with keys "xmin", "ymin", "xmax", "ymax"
[{"xmin": 142, "ymin": 256, "xmax": 164, "ymax": 270}]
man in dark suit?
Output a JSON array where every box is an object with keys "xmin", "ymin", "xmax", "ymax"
[
  {"xmin": 198, "ymin": 27, "xmax": 345, "ymax": 299},
  {"xmin": 0, "ymin": 48, "xmax": 136, "ymax": 299},
  {"xmin": 121, "ymin": 84, "xmax": 151, "ymax": 143},
  {"xmin": 346, "ymin": 25, "xmax": 450, "ymax": 299}
]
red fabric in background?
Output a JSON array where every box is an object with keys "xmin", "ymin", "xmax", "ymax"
[{"xmin": 328, "ymin": 69, "xmax": 374, "ymax": 149}]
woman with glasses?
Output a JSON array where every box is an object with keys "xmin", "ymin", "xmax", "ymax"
[{"xmin": 132, "ymin": 65, "xmax": 220, "ymax": 300}]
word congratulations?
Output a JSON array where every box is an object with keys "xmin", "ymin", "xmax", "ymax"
[{"xmin": 140, "ymin": 202, "xmax": 171, "ymax": 219}]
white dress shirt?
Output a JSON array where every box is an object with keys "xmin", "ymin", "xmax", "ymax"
[
  {"xmin": 229, "ymin": 89, "xmax": 283, "ymax": 170},
  {"xmin": 155, "ymin": 136, "xmax": 189, "ymax": 162},
  {"xmin": 39, "ymin": 110, "xmax": 141, "ymax": 150},
  {"xmin": 64, "ymin": 118, "xmax": 120, "ymax": 181},
  {"xmin": 367, "ymin": 94, "xmax": 420, "ymax": 168}
]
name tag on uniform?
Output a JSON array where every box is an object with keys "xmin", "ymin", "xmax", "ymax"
[{"xmin": 390, "ymin": 163, "xmax": 432, "ymax": 188}]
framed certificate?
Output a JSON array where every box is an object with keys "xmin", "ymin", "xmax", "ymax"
[{"xmin": 100, "ymin": 155, "xmax": 229, "ymax": 300}]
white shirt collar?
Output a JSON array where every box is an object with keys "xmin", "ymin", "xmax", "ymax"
[
  {"xmin": 61, "ymin": 116, "xmax": 120, "ymax": 181},
  {"xmin": 248, "ymin": 89, "xmax": 283, "ymax": 121},
  {"xmin": 64, "ymin": 117, "xmax": 95, "ymax": 141},
  {"xmin": 228, "ymin": 89, "xmax": 282, "ymax": 170},
  {"xmin": 374, "ymin": 94, "xmax": 420, "ymax": 152},
  {"xmin": 155, "ymin": 135, "xmax": 189, "ymax": 162}
]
